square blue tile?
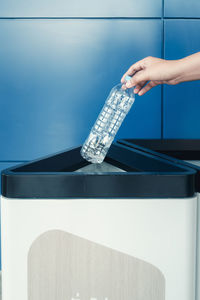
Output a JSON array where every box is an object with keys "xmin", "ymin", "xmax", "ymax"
[
  {"xmin": 0, "ymin": 20, "xmax": 162, "ymax": 160},
  {"xmin": 0, "ymin": 0, "xmax": 162, "ymax": 17},
  {"xmin": 164, "ymin": 0, "xmax": 200, "ymax": 17},
  {"xmin": 164, "ymin": 20, "xmax": 200, "ymax": 138}
]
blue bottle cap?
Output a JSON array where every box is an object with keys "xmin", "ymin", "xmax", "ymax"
[{"xmin": 125, "ymin": 75, "xmax": 132, "ymax": 82}]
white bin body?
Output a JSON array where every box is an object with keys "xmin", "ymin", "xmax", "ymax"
[
  {"xmin": 1, "ymin": 196, "xmax": 197, "ymax": 300},
  {"xmin": 184, "ymin": 160, "xmax": 200, "ymax": 300},
  {"xmin": 196, "ymin": 193, "xmax": 200, "ymax": 300}
]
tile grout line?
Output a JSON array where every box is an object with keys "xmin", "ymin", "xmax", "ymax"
[
  {"xmin": 160, "ymin": 0, "xmax": 165, "ymax": 139},
  {"xmin": 0, "ymin": 16, "xmax": 162, "ymax": 20},
  {"xmin": 0, "ymin": 17, "xmax": 199, "ymax": 20}
]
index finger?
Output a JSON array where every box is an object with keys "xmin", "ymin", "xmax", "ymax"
[{"xmin": 121, "ymin": 61, "xmax": 143, "ymax": 83}]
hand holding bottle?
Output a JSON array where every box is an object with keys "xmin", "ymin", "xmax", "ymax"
[{"xmin": 121, "ymin": 52, "xmax": 200, "ymax": 96}]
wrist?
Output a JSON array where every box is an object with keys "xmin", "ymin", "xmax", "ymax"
[
  {"xmin": 169, "ymin": 59, "xmax": 189, "ymax": 84},
  {"xmin": 176, "ymin": 52, "xmax": 200, "ymax": 83}
]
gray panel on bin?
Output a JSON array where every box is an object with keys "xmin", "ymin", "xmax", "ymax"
[{"xmin": 28, "ymin": 230, "xmax": 165, "ymax": 300}]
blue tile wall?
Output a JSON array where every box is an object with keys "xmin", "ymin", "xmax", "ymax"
[
  {"xmin": 0, "ymin": 0, "xmax": 162, "ymax": 17},
  {"xmin": 165, "ymin": 0, "xmax": 200, "ymax": 17},
  {"xmin": 1, "ymin": 0, "xmax": 200, "ymax": 271},
  {"xmin": 0, "ymin": 19, "xmax": 162, "ymax": 161},
  {"xmin": 164, "ymin": 20, "xmax": 200, "ymax": 138}
]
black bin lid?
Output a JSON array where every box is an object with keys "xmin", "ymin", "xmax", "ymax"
[
  {"xmin": 119, "ymin": 139, "xmax": 200, "ymax": 160},
  {"xmin": 1, "ymin": 143, "xmax": 196, "ymax": 199},
  {"xmin": 118, "ymin": 139, "xmax": 200, "ymax": 193}
]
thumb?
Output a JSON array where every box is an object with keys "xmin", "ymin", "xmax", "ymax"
[{"xmin": 126, "ymin": 70, "xmax": 149, "ymax": 88}]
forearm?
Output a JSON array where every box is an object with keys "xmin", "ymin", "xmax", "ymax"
[{"xmin": 176, "ymin": 52, "xmax": 200, "ymax": 83}]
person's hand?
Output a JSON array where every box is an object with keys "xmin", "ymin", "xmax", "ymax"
[{"xmin": 121, "ymin": 56, "xmax": 182, "ymax": 96}]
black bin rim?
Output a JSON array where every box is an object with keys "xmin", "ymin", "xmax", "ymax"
[
  {"xmin": 118, "ymin": 138, "xmax": 200, "ymax": 193},
  {"xmin": 1, "ymin": 142, "xmax": 197, "ymax": 199}
]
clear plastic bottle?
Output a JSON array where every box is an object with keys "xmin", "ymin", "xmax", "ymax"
[{"xmin": 81, "ymin": 76, "xmax": 135, "ymax": 163}]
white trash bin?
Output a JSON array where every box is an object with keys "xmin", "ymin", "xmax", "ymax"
[
  {"xmin": 119, "ymin": 139, "xmax": 200, "ymax": 300},
  {"xmin": 1, "ymin": 143, "xmax": 197, "ymax": 300}
]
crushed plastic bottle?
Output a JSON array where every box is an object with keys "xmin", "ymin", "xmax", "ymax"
[{"xmin": 81, "ymin": 76, "xmax": 135, "ymax": 163}]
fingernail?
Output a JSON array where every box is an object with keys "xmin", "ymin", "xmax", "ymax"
[
  {"xmin": 126, "ymin": 81, "xmax": 131, "ymax": 88},
  {"xmin": 134, "ymin": 89, "xmax": 138, "ymax": 93},
  {"xmin": 138, "ymin": 91, "xmax": 142, "ymax": 96}
]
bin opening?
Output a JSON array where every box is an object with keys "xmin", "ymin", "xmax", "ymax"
[
  {"xmin": 11, "ymin": 144, "xmax": 186, "ymax": 174},
  {"xmin": 75, "ymin": 162, "xmax": 126, "ymax": 173},
  {"xmin": 1, "ymin": 143, "xmax": 196, "ymax": 198},
  {"xmin": 10, "ymin": 146, "xmax": 141, "ymax": 173}
]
